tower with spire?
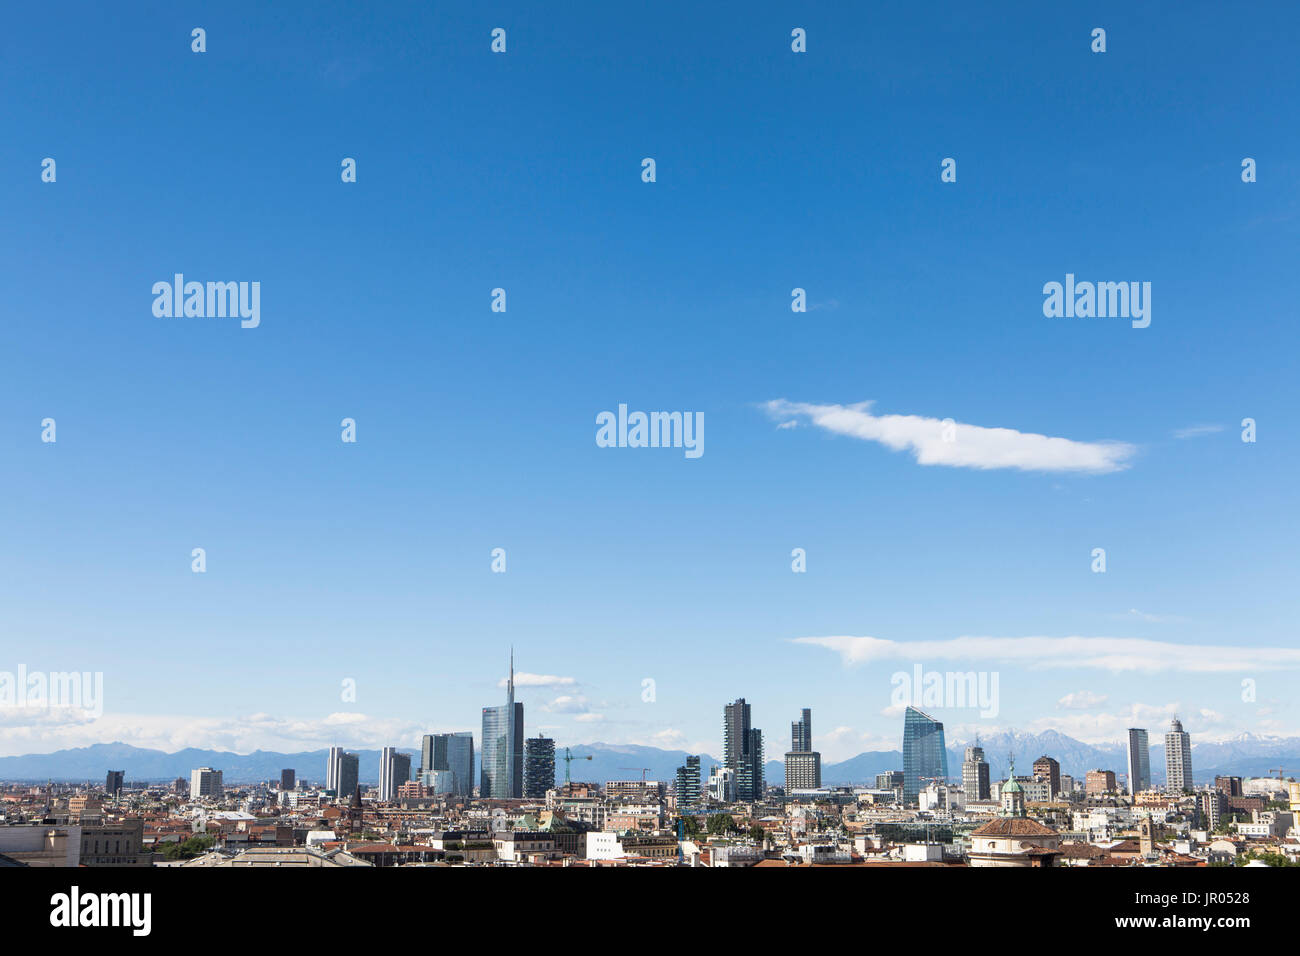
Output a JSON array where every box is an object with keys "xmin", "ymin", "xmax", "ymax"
[
  {"xmin": 1001, "ymin": 753, "xmax": 1025, "ymax": 817},
  {"xmin": 480, "ymin": 648, "xmax": 525, "ymax": 798}
]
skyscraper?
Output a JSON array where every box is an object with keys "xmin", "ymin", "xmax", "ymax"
[
  {"xmin": 784, "ymin": 707, "xmax": 822, "ymax": 791},
  {"xmin": 379, "ymin": 747, "xmax": 411, "ymax": 801},
  {"xmin": 791, "ymin": 708, "xmax": 812, "ymax": 752},
  {"xmin": 723, "ymin": 699, "xmax": 764, "ymax": 802},
  {"xmin": 675, "ymin": 755, "xmax": 702, "ymax": 813},
  {"xmin": 420, "ymin": 732, "xmax": 475, "ymax": 797},
  {"xmin": 326, "ymin": 747, "xmax": 359, "ymax": 799},
  {"xmin": 742, "ymin": 728, "xmax": 765, "ymax": 801},
  {"xmin": 280, "ymin": 768, "xmax": 295, "ymax": 791},
  {"xmin": 962, "ymin": 745, "xmax": 990, "ymax": 801},
  {"xmin": 326, "ymin": 746, "xmax": 342, "ymax": 793},
  {"xmin": 105, "ymin": 770, "xmax": 124, "ymax": 797},
  {"xmin": 481, "ymin": 650, "xmax": 524, "ymax": 799},
  {"xmin": 524, "ymin": 736, "xmax": 556, "ymax": 798},
  {"xmin": 1126, "ymin": 728, "xmax": 1151, "ymax": 795},
  {"xmin": 1165, "ymin": 717, "xmax": 1193, "ymax": 793},
  {"xmin": 901, "ymin": 706, "xmax": 948, "ymax": 804}
]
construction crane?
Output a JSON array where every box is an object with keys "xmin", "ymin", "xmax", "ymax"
[
  {"xmin": 619, "ymin": 767, "xmax": 652, "ymax": 782},
  {"xmin": 562, "ymin": 748, "xmax": 592, "ymax": 791},
  {"xmin": 1269, "ymin": 767, "xmax": 1287, "ymax": 781}
]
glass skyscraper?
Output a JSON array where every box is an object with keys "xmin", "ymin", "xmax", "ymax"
[
  {"xmin": 481, "ymin": 651, "xmax": 524, "ymax": 799},
  {"xmin": 901, "ymin": 706, "xmax": 948, "ymax": 804},
  {"xmin": 1126, "ymin": 727, "xmax": 1151, "ymax": 795},
  {"xmin": 421, "ymin": 731, "xmax": 475, "ymax": 797}
]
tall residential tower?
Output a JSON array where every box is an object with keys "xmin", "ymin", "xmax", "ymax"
[{"xmin": 1165, "ymin": 718, "xmax": 1193, "ymax": 793}]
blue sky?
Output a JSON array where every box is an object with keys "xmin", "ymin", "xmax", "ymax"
[{"xmin": 2, "ymin": 1, "xmax": 1298, "ymax": 762}]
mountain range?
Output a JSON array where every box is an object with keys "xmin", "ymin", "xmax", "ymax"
[{"xmin": 2, "ymin": 732, "xmax": 1299, "ymax": 786}]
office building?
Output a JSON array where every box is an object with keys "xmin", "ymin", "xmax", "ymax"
[
  {"xmin": 785, "ymin": 752, "xmax": 821, "ymax": 792},
  {"xmin": 962, "ymin": 746, "xmax": 991, "ymax": 801},
  {"xmin": 791, "ymin": 708, "xmax": 812, "ymax": 751},
  {"xmin": 379, "ymin": 747, "xmax": 412, "ymax": 801},
  {"xmin": 326, "ymin": 747, "xmax": 359, "ymax": 799},
  {"xmin": 420, "ymin": 732, "xmax": 475, "ymax": 797},
  {"xmin": 876, "ymin": 770, "xmax": 904, "ymax": 793},
  {"xmin": 280, "ymin": 768, "xmax": 296, "ymax": 791},
  {"xmin": 901, "ymin": 706, "xmax": 948, "ymax": 804},
  {"xmin": 481, "ymin": 651, "xmax": 524, "ymax": 798},
  {"xmin": 1165, "ymin": 718, "xmax": 1193, "ymax": 793},
  {"xmin": 784, "ymin": 707, "xmax": 822, "ymax": 791},
  {"xmin": 190, "ymin": 767, "xmax": 223, "ymax": 800},
  {"xmin": 524, "ymin": 736, "xmax": 556, "ymax": 798},
  {"xmin": 1126, "ymin": 728, "xmax": 1151, "ymax": 795},
  {"xmin": 105, "ymin": 770, "xmax": 124, "ymax": 797}
]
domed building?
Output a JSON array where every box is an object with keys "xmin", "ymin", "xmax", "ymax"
[
  {"xmin": 969, "ymin": 757, "xmax": 1060, "ymax": 867},
  {"xmin": 968, "ymin": 816, "xmax": 1062, "ymax": 867},
  {"xmin": 1001, "ymin": 774, "xmax": 1025, "ymax": 816}
]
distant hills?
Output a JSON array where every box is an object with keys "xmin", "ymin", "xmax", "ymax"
[{"xmin": 2, "ymin": 733, "xmax": 1298, "ymax": 785}]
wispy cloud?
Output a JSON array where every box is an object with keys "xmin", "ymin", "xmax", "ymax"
[
  {"xmin": 543, "ymin": 694, "xmax": 592, "ymax": 714},
  {"xmin": 1057, "ymin": 690, "xmax": 1108, "ymax": 709},
  {"xmin": 1173, "ymin": 424, "xmax": 1224, "ymax": 439},
  {"xmin": 762, "ymin": 400, "xmax": 1135, "ymax": 473},
  {"xmin": 500, "ymin": 673, "xmax": 576, "ymax": 689},
  {"xmin": 796, "ymin": 634, "xmax": 1300, "ymax": 673}
]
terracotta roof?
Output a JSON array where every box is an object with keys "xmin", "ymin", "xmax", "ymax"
[
  {"xmin": 1059, "ymin": 843, "xmax": 1107, "ymax": 859},
  {"xmin": 970, "ymin": 817, "xmax": 1058, "ymax": 837}
]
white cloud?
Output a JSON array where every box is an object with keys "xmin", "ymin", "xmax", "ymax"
[
  {"xmin": 1127, "ymin": 608, "xmax": 1166, "ymax": 623},
  {"xmin": 544, "ymin": 695, "xmax": 591, "ymax": 715},
  {"xmin": 762, "ymin": 399, "xmax": 1135, "ymax": 473},
  {"xmin": 500, "ymin": 673, "xmax": 576, "ymax": 689},
  {"xmin": 1173, "ymin": 424, "xmax": 1224, "ymax": 439},
  {"xmin": 796, "ymin": 634, "xmax": 1300, "ymax": 673},
  {"xmin": 1057, "ymin": 691, "xmax": 1108, "ymax": 709},
  {"xmin": 1024, "ymin": 703, "xmax": 1243, "ymax": 745},
  {"xmin": 648, "ymin": 728, "xmax": 686, "ymax": 748},
  {"xmin": 573, "ymin": 713, "xmax": 605, "ymax": 723}
]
